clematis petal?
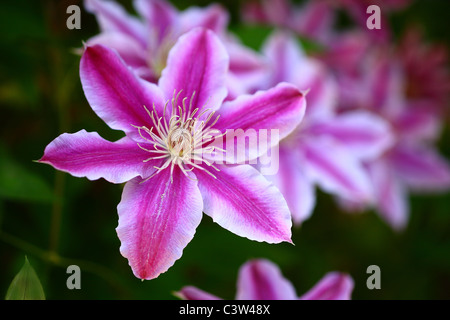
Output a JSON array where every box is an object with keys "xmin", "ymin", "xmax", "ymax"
[
  {"xmin": 235, "ymin": 259, "xmax": 297, "ymax": 300},
  {"xmin": 300, "ymin": 136, "xmax": 373, "ymax": 203},
  {"xmin": 266, "ymin": 146, "xmax": 316, "ymax": 225},
  {"xmin": 85, "ymin": 0, "xmax": 146, "ymax": 46},
  {"xmin": 175, "ymin": 286, "xmax": 222, "ymax": 300},
  {"xmin": 158, "ymin": 28, "xmax": 228, "ymax": 116},
  {"xmin": 290, "ymin": 0, "xmax": 334, "ymax": 42},
  {"xmin": 179, "ymin": 3, "xmax": 229, "ymax": 36},
  {"xmin": 196, "ymin": 165, "xmax": 292, "ymax": 244},
  {"xmin": 307, "ymin": 111, "xmax": 395, "ymax": 160},
  {"xmin": 300, "ymin": 272, "xmax": 354, "ymax": 300},
  {"xmin": 80, "ymin": 44, "xmax": 166, "ymax": 137},
  {"xmin": 116, "ymin": 170, "xmax": 203, "ymax": 280},
  {"xmin": 262, "ymin": 31, "xmax": 337, "ymax": 121},
  {"xmin": 394, "ymin": 104, "xmax": 442, "ymax": 142},
  {"xmin": 133, "ymin": 0, "xmax": 177, "ymax": 43},
  {"xmin": 367, "ymin": 159, "xmax": 409, "ymax": 230},
  {"xmin": 39, "ymin": 130, "xmax": 157, "ymax": 184},
  {"xmin": 214, "ymin": 83, "xmax": 306, "ymax": 163},
  {"xmin": 389, "ymin": 145, "xmax": 450, "ymax": 191},
  {"xmin": 225, "ymin": 40, "xmax": 269, "ymax": 100},
  {"xmin": 262, "ymin": 30, "xmax": 310, "ymax": 87}
]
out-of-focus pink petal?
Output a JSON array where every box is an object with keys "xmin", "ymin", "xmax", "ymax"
[
  {"xmin": 262, "ymin": 31, "xmax": 308, "ymax": 87},
  {"xmin": 80, "ymin": 44, "xmax": 166, "ymax": 137},
  {"xmin": 214, "ymin": 83, "xmax": 306, "ymax": 163},
  {"xmin": 245, "ymin": 0, "xmax": 290, "ymax": 26},
  {"xmin": 262, "ymin": 31, "xmax": 336, "ymax": 120},
  {"xmin": 393, "ymin": 103, "xmax": 442, "ymax": 142},
  {"xmin": 158, "ymin": 28, "xmax": 228, "ymax": 116},
  {"xmin": 367, "ymin": 159, "xmax": 409, "ymax": 230},
  {"xmin": 320, "ymin": 31, "xmax": 370, "ymax": 74},
  {"xmin": 85, "ymin": 0, "xmax": 146, "ymax": 46},
  {"xmin": 39, "ymin": 130, "xmax": 157, "ymax": 184},
  {"xmin": 226, "ymin": 40, "xmax": 269, "ymax": 100},
  {"xmin": 175, "ymin": 286, "xmax": 222, "ymax": 300},
  {"xmin": 366, "ymin": 53, "xmax": 405, "ymax": 116},
  {"xmin": 197, "ymin": 165, "xmax": 292, "ymax": 244},
  {"xmin": 290, "ymin": 0, "xmax": 334, "ymax": 42},
  {"xmin": 300, "ymin": 272, "xmax": 354, "ymax": 300},
  {"xmin": 236, "ymin": 259, "xmax": 297, "ymax": 300},
  {"xmin": 179, "ymin": 4, "xmax": 229, "ymax": 36},
  {"xmin": 116, "ymin": 170, "xmax": 203, "ymax": 280},
  {"xmin": 300, "ymin": 136, "xmax": 373, "ymax": 203},
  {"xmin": 267, "ymin": 146, "xmax": 316, "ymax": 225},
  {"xmin": 133, "ymin": 0, "xmax": 177, "ymax": 43},
  {"xmin": 308, "ymin": 111, "xmax": 395, "ymax": 160},
  {"xmin": 389, "ymin": 145, "xmax": 450, "ymax": 191}
]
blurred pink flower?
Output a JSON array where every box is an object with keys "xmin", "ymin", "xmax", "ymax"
[
  {"xmin": 85, "ymin": 0, "xmax": 267, "ymax": 98},
  {"xmin": 242, "ymin": 0, "xmax": 411, "ymax": 44},
  {"xmin": 253, "ymin": 31, "xmax": 394, "ymax": 224},
  {"xmin": 176, "ymin": 259, "xmax": 354, "ymax": 300},
  {"xmin": 40, "ymin": 28, "xmax": 307, "ymax": 279},
  {"xmin": 328, "ymin": 41, "xmax": 450, "ymax": 230}
]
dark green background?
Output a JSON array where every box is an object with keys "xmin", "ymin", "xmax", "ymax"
[{"xmin": 0, "ymin": 0, "xmax": 449, "ymax": 299}]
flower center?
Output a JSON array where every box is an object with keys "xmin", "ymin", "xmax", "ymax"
[
  {"xmin": 133, "ymin": 91, "xmax": 225, "ymax": 182},
  {"xmin": 168, "ymin": 127, "xmax": 193, "ymax": 157}
]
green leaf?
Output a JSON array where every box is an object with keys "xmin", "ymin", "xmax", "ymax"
[
  {"xmin": 0, "ymin": 146, "xmax": 54, "ymax": 203},
  {"xmin": 5, "ymin": 256, "xmax": 46, "ymax": 300}
]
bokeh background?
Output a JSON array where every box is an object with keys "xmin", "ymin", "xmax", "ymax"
[{"xmin": 0, "ymin": 0, "xmax": 449, "ymax": 299}]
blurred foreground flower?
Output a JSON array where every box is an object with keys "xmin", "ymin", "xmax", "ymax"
[
  {"xmin": 39, "ymin": 28, "xmax": 306, "ymax": 280},
  {"xmin": 176, "ymin": 258, "xmax": 353, "ymax": 300}
]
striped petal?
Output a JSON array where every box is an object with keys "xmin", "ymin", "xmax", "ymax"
[{"xmin": 116, "ymin": 169, "xmax": 203, "ymax": 280}]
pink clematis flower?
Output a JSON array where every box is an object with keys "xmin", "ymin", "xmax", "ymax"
[
  {"xmin": 85, "ymin": 0, "xmax": 267, "ymax": 99},
  {"xmin": 253, "ymin": 31, "xmax": 393, "ymax": 224},
  {"xmin": 39, "ymin": 28, "xmax": 306, "ymax": 280},
  {"xmin": 330, "ymin": 44, "xmax": 450, "ymax": 230},
  {"xmin": 176, "ymin": 258, "xmax": 354, "ymax": 300}
]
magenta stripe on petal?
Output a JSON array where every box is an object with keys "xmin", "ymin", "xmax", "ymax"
[
  {"xmin": 116, "ymin": 170, "xmax": 203, "ymax": 280},
  {"xmin": 300, "ymin": 272, "xmax": 354, "ymax": 300},
  {"xmin": 159, "ymin": 28, "xmax": 228, "ymax": 116},
  {"xmin": 197, "ymin": 165, "xmax": 292, "ymax": 244},
  {"xmin": 39, "ymin": 130, "xmax": 157, "ymax": 184},
  {"xmin": 236, "ymin": 259, "xmax": 297, "ymax": 300},
  {"xmin": 389, "ymin": 145, "xmax": 450, "ymax": 191},
  {"xmin": 80, "ymin": 44, "xmax": 166, "ymax": 137}
]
